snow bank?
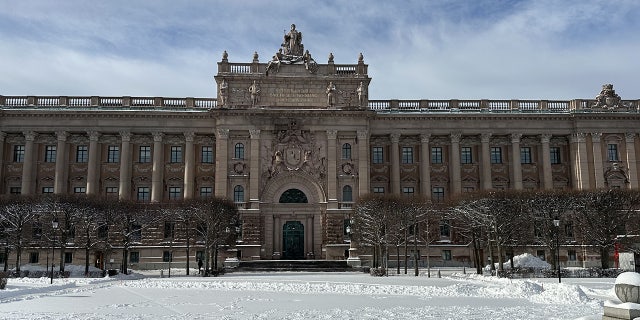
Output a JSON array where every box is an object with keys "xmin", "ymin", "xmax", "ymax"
[
  {"xmin": 485, "ymin": 252, "xmax": 551, "ymax": 270},
  {"xmin": 15, "ymin": 264, "xmax": 103, "ymax": 277}
]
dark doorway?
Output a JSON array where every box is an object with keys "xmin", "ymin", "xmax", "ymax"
[
  {"xmin": 282, "ymin": 221, "xmax": 304, "ymax": 259},
  {"xmin": 94, "ymin": 251, "xmax": 104, "ymax": 269}
]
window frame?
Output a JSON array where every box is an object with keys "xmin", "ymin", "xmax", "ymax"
[
  {"xmin": 201, "ymin": 146, "xmax": 214, "ymax": 163},
  {"xmin": 13, "ymin": 145, "xmax": 25, "ymax": 162},
  {"xmin": 44, "ymin": 145, "xmax": 57, "ymax": 163},
  {"xmin": 107, "ymin": 145, "xmax": 120, "ymax": 163},
  {"xmin": 234, "ymin": 143, "xmax": 245, "ymax": 159},
  {"xmin": 490, "ymin": 147, "xmax": 502, "ymax": 164},
  {"xmin": 76, "ymin": 145, "xmax": 88, "ymax": 163},
  {"xmin": 139, "ymin": 145, "xmax": 151, "ymax": 163},
  {"xmin": 550, "ymin": 147, "xmax": 561, "ymax": 164},
  {"xmin": 372, "ymin": 146, "xmax": 383, "ymax": 164},
  {"xmin": 520, "ymin": 146, "xmax": 532, "ymax": 164},
  {"xmin": 431, "ymin": 147, "xmax": 443, "ymax": 164},
  {"xmin": 401, "ymin": 146, "xmax": 413, "ymax": 164},
  {"xmin": 461, "ymin": 146, "xmax": 472, "ymax": 164},
  {"xmin": 342, "ymin": 143, "xmax": 352, "ymax": 160}
]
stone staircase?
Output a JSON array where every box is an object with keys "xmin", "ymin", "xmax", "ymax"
[{"xmin": 234, "ymin": 260, "xmax": 356, "ymax": 272}]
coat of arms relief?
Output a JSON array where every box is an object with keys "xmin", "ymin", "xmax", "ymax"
[{"xmin": 261, "ymin": 120, "xmax": 327, "ymax": 192}]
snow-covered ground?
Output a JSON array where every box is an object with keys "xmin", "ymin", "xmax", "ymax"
[{"xmin": 0, "ymin": 266, "xmax": 617, "ymax": 320}]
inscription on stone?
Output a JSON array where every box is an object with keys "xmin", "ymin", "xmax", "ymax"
[{"xmin": 269, "ymin": 88, "xmax": 321, "ymax": 103}]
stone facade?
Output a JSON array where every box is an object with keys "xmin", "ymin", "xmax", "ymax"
[{"xmin": 1, "ymin": 25, "xmax": 640, "ymax": 270}]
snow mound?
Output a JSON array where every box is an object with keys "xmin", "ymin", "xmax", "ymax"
[
  {"xmin": 485, "ymin": 253, "xmax": 551, "ymax": 270},
  {"xmin": 615, "ymin": 272, "xmax": 640, "ymax": 286},
  {"xmin": 15, "ymin": 264, "xmax": 104, "ymax": 277}
]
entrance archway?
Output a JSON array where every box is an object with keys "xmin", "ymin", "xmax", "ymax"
[{"xmin": 282, "ymin": 221, "xmax": 304, "ymax": 259}]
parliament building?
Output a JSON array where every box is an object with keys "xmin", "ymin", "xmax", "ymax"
[{"xmin": 1, "ymin": 24, "xmax": 639, "ymax": 270}]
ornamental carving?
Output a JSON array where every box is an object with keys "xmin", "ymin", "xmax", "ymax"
[
  {"xmin": 262, "ymin": 120, "xmax": 327, "ymax": 192},
  {"xmin": 593, "ymin": 84, "xmax": 622, "ymax": 109}
]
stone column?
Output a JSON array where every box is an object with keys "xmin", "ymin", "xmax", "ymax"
[
  {"xmin": 327, "ymin": 130, "xmax": 338, "ymax": 208},
  {"xmin": 420, "ymin": 134, "xmax": 431, "ymax": 198},
  {"xmin": 481, "ymin": 133, "xmax": 492, "ymax": 190},
  {"xmin": 86, "ymin": 131, "xmax": 100, "ymax": 195},
  {"xmin": 54, "ymin": 131, "xmax": 68, "ymax": 194},
  {"xmin": 449, "ymin": 133, "xmax": 461, "ymax": 195},
  {"xmin": 357, "ymin": 130, "xmax": 370, "ymax": 197},
  {"xmin": 390, "ymin": 133, "xmax": 401, "ymax": 194},
  {"xmin": 0, "ymin": 132, "xmax": 5, "ymax": 194},
  {"xmin": 570, "ymin": 133, "xmax": 590, "ymax": 190},
  {"xmin": 249, "ymin": 129, "xmax": 261, "ymax": 208},
  {"xmin": 540, "ymin": 134, "xmax": 553, "ymax": 190},
  {"xmin": 183, "ymin": 131, "xmax": 195, "ymax": 199},
  {"xmin": 151, "ymin": 132, "xmax": 164, "ymax": 202},
  {"xmin": 119, "ymin": 131, "xmax": 132, "ymax": 200},
  {"xmin": 214, "ymin": 129, "xmax": 229, "ymax": 198},
  {"xmin": 21, "ymin": 131, "xmax": 37, "ymax": 195},
  {"xmin": 591, "ymin": 133, "xmax": 605, "ymax": 189},
  {"xmin": 626, "ymin": 132, "xmax": 639, "ymax": 189},
  {"xmin": 511, "ymin": 133, "xmax": 523, "ymax": 190}
]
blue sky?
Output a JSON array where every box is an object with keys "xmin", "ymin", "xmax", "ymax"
[{"xmin": 1, "ymin": 0, "xmax": 638, "ymax": 100}]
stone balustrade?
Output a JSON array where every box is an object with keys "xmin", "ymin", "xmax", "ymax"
[{"xmin": 2, "ymin": 95, "xmax": 638, "ymax": 113}]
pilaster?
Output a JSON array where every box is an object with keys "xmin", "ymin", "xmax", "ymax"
[
  {"xmin": 450, "ymin": 133, "xmax": 462, "ymax": 195},
  {"xmin": 54, "ymin": 131, "xmax": 68, "ymax": 194},
  {"xmin": 215, "ymin": 129, "xmax": 229, "ymax": 198},
  {"xmin": 511, "ymin": 133, "xmax": 523, "ymax": 190},
  {"xmin": 118, "ymin": 131, "xmax": 132, "ymax": 200},
  {"xmin": 481, "ymin": 133, "xmax": 492, "ymax": 190},
  {"xmin": 626, "ymin": 132, "xmax": 638, "ymax": 189},
  {"xmin": 357, "ymin": 130, "xmax": 370, "ymax": 197},
  {"xmin": 86, "ymin": 131, "xmax": 100, "ymax": 195},
  {"xmin": 420, "ymin": 134, "xmax": 431, "ymax": 199},
  {"xmin": 183, "ymin": 131, "xmax": 195, "ymax": 199},
  {"xmin": 249, "ymin": 129, "xmax": 261, "ymax": 208},
  {"xmin": 151, "ymin": 132, "xmax": 164, "ymax": 202},
  {"xmin": 390, "ymin": 133, "xmax": 401, "ymax": 194},
  {"xmin": 540, "ymin": 134, "xmax": 553, "ymax": 189},
  {"xmin": 327, "ymin": 130, "xmax": 338, "ymax": 208},
  {"xmin": 591, "ymin": 133, "xmax": 605, "ymax": 189}
]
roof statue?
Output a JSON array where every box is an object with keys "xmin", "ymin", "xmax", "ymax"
[
  {"xmin": 593, "ymin": 83, "xmax": 622, "ymax": 109},
  {"xmin": 266, "ymin": 23, "xmax": 318, "ymax": 75}
]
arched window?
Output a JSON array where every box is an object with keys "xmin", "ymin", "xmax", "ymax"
[
  {"xmin": 342, "ymin": 143, "xmax": 352, "ymax": 159},
  {"xmin": 234, "ymin": 143, "xmax": 244, "ymax": 159},
  {"xmin": 233, "ymin": 185, "xmax": 244, "ymax": 203},
  {"xmin": 342, "ymin": 185, "xmax": 353, "ymax": 202},
  {"xmin": 279, "ymin": 189, "xmax": 308, "ymax": 203}
]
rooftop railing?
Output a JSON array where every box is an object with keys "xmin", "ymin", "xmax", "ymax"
[{"xmin": 1, "ymin": 96, "xmax": 638, "ymax": 113}]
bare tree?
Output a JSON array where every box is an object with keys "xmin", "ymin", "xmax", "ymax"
[
  {"xmin": 575, "ymin": 189, "xmax": 640, "ymax": 269},
  {"xmin": 0, "ymin": 195, "xmax": 41, "ymax": 272},
  {"xmin": 187, "ymin": 197, "xmax": 239, "ymax": 276}
]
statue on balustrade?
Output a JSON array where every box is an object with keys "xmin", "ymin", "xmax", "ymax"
[
  {"xmin": 283, "ymin": 24, "xmax": 304, "ymax": 57},
  {"xmin": 326, "ymin": 82, "xmax": 336, "ymax": 107},
  {"xmin": 219, "ymin": 79, "xmax": 229, "ymax": 106},
  {"xmin": 248, "ymin": 80, "xmax": 261, "ymax": 106}
]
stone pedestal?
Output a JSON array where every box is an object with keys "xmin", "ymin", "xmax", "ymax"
[
  {"xmin": 602, "ymin": 272, "xmax": 640, "ymax": 319},
  {"xmin": 602, "ymin": 303, "xmax": 640, "ymax": 320}
]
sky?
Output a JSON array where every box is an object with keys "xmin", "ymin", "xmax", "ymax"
[{"xmin": 1, "ymin": 0, "xmax": 639, "ymax": 100}]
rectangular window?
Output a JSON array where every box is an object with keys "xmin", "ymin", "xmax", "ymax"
[
  {"xmin": 169, "ymin": 187, "xmax": 182, "ymax": 200},
  {"xmin": 32, "ymin": 223, "xmax": 42, "ymax": 240},
  {"xmin": 373, "ymin": 187, "xmax": 385, "ymax": 194},
  {"xmin": 401, "ymin": 147, "xmax": 413, "ymax": 164},
  {"xmin": 461, "ymin": 147, "xmax": 472, "ymax": 164},
  {"xmin": 520, "ymin": 147, "xmax": 532, "ymax": 164},
  {"xmin": 129, "ymin": 251, "xmax": 140, "ymax": 263},
  {"xmin": 137, "ymin": 187, "xmax": 150, "ymax": 202},
  {"xmin": 565, "ymin": 223, "xmax": 574, "ymax": 238},
  {"xmin": 164, "ymin": 221, "xmax": 175, "ymax": 239},
  {"xmin": 10, "ymin": 187, "xmax": 21, "ymax": 194},
  {"xmin": 73, "ymin": 187, "xmax": 86, "ymax": 194},
  {"xmin": 97, "ymin": 224, "xmax": 108, "ymax": 240},
  {"xmin": 29, "ymin": 252, "xmax": 39, "ymax": 264},
  {"xmin": 201, "ymin": 146, "xmax": 213, "ymax": 163},
  {"xmin": 432, "ymin": 187, "xmax": 445, "ymax": 202},
  {"xmin": 76, "ymin": 145, "xmax": 88, "ymax": 163},
  {"xmin": 372, "ymin": 147, "xmax": 383, "ymax": 164},
  {"xmin": 200, "ymin": 187, "xmax": 213, "ymax": 198},
  {"xmin": 0, "ymin": 251, "xmax": 5, "ymax": 264},
  {"xmin": 139, "ymin": 146, "xmax": 151, "ymax": 163},
  {"xmin": 64, "ymin": 252, "xmax": 73, "ymax": 264},
  {"xmin": 463, "ymin": 186, "xmax": 475, "ymax": 193},
  {"xmin": 402, "ymin": 187, "xmax": 414, "ymax": 196},
  {"xmin": 442, "ymin": 250, "xmax": 452, "ymax": 261},
  {"xmin": 342, "ymin": 143, "xmax": 352, "ymax": 160},
  {"xmin": 568, "ymin": 250, "xmax": 577, "ymax": 261},
  {"xmin": 162, "ymin": 251, "xmax": 172, "ymax": 262},
  {"xmin": 42, "ymin": 187, "xmax": 54, "ymax": 194},
  {"xmin": 13, "ymin": 145, "xmax": 25, "ymax": 162},
  {"xmin": 131, "ymin": 224, "xmax": 142, "ymax": 242},
  {"xmin": 45, "ymin": 145, "xmax": 56, "ymax": 163},
  {"xmin": 608, "ymin": 144, "xmax": 619, "ymax": 161},
  {"xmin": 490, "ymin": 147, "xmax": 502, "ymax": 164},
  {"xmin": 107, "ymin": 146, "xmax": 120, "ymax": 163},
  {"xmin": 431, "ymin": 147, "xmax": 443, "ymax": 164},
  {"xmin": 536, "ymin": 250, "xmax": 546, "ymax": 261},
  {"xmin": 440, "ymin": 220, "xmax": 451, "ymax": 237},
  {"xmin": 550, "ymin": 147, "xmax": 561, "ymax": 164},
  {"xmin": 170, "ymin": 146, "xmax": 183, "ymax": 163},
  {"xmin": 106, "ymin": 187, "xmax": 118, "ymax": 197}
]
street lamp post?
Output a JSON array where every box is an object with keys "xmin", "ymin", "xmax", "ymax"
[
  {"xmin": 553, "ymin": 217, "xmax": 561, "ymax": 283},
  {"xmin": 51, "ymin": 218, "xmax": 59, "ymax": 284}
]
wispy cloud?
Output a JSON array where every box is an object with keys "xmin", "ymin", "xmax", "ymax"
[{"xmin": 1, "ymin": 0, "xmax": 638, "ymax": 100}]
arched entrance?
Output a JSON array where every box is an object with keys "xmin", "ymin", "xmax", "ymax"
[
  {"xmin": 282, "ymin": 221, "xmax": 304, "ymax": 259},
  {"xmin": 261, "ymin": 172, "xmax": 326, "ymax": 260}
]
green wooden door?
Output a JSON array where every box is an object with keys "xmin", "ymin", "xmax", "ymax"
[{"xmin": 282, "ymin": 221, "xmax": 304, "ymax": 259}]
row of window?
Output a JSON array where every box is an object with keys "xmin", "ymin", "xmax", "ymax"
[
  {"xmin": 11, "ymin": 145, "xmax": 215, "ymax": 164},
  {"xmin": 372, "ymin": 144, "xmax": 623, "ymax": 165}
]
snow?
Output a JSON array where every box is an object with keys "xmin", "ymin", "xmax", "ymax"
[
  {"xmin": 0, "ymin": 265, "xmax": 618, "ymax": 320},
  {"xmin": 616, "ymin": 271, "xmax": 640, "ymax": 286},
  {"xmin": 485, "ymin": 252, "xmax": 552, "ymax": 270}
]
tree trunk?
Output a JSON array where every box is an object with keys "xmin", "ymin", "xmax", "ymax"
[
  {"xmin": 404, "ymin": 228, "xmax": 408, "ymax": 274},
  {"xmin": 472, "ymin": 232, "xmax": 482, "ymax": 274},
  {"xmin": 396, "ymin": 244, "xmax": 400, "ymax": 274}
]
